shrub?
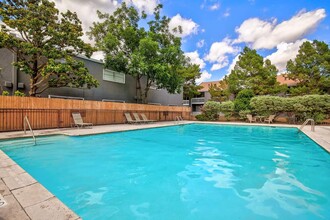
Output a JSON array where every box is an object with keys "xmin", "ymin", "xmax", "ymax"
[
  {"xmin": 250, "ymin": 95, "xmax": 330, "ymax": 123},
  {"xmin": 195, "ymin": 114, "xmax": 208, "ymax": 121},
  {"xmin": 200, "ymin": 101, "xmax": 221, "ymax": 121},
  {"xmin": 219, "ymin": 101, "xmax": 235, "ymax": 120},
  {"xmin": 250, "ymin": 96, "xmax": 284, "ymax": 115},
  {"xmin": 234, "ymin": 89, "xmax": 254, "ymax": 113},
  {"xmin": 14, "ymin": 90, "xmax": 25, "ymax": 97},
  {"xmin": 238, "ymin": 110, "xmax": 252, "ymax": 120},
  {"xmin": 1, "ymin": 91, "xmax": 9, "ymax": 96}
]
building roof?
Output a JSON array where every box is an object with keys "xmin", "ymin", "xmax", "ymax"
[
  {"xmin": 198, "ymin": 81, "xmax": 221, "ymax": 92},
  {"xmin": 198, "ymin": 74, "xmax": 299, "ymax": 93},
  {"xmin": 276, "ymin": 74, "xmax": 298, "ymax": 87}
]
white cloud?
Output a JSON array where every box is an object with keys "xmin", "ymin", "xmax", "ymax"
[
  {"xmin": 53, "ymin": 0, "xmax": 160, "ymax": 43},
  {"xmin": 124, "ymin": 0, "xmax": 159, "ymax": 14},
  {"xmin": 196, "ymin": 70, "xmax": 212, "ymax": 84},
  {"xmin": 91, "ymin": 51, "xmax": 105, "ymax": 61},
  {"xmin": 209, "ymin": 3, "xmax": 220, "ymax": 11},
  {"xmin": 197, "ymin": 39, "xmax": 205, "ymax": 48},
  {"xmin": 234, "ymin": 9, "xmax": 326, "ymax": 49},
  {"xmin": 53, "ymin": 0, "xmax": 118, "ymax": 43},
  {"xmin": 185, "ymin": 51, "xmax": 206, "ymax": 69},
  {"xmin": 266, "ymin": 39, "xmax": 308, "ymax": 72},
  {"xmin": 223, "ymin": 8, "xmax": 230, "ymax": 17},
  {"xmin": 211, "ymin": 61, "xmax": 229, "ymax": 71},
  {"xmin": 227, "ymin": 54, "xmax": 240, "ymax": 75},
  {"xmin": 205, "ymin": 38, "xmax": 239, "ymax": 71},
  {"xmin": 169, "ymin": 14, "xmax": 199, "ymax": 38}
]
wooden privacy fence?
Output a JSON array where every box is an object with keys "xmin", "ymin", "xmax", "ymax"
[{"xmin": 0, "ymin": 97, "xmax": 191, "ymax": 132}]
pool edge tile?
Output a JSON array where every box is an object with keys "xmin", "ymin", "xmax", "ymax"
[{"xmin": 0, "ymin": 150, "xmax": 81, "ymax": 220}]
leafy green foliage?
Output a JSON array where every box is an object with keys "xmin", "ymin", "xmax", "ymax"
[
  {"xmin": 250, "ymin": 96, "xmax": 287, "ymax": 115},
  {"xmin": 0, "ymin": 0, "xmax": 98, "ymax": 96},
  {"xmin": 286, "ymin": 40, "xmax": 330, "ymax": 95},
  {"xmin": 1, "ymin": 91, "xmax": 9, "ymax": 96},
  {"xmin": 208, "ymin": 80, "xmax": 229, "ymax": 102},
  {"xmin": 14, "ymin": 90, "xmax": 25, "ymax": 97},
  {"xmin": 233, "ymin": 89, "xmax": 254, "ymax": 113},
  {"xmin": 89, "ymin": 3, "xmax": 186, "ymax": 103},
  {"xmin": 180, "ymin": 64, "xmax": 202, "ymax": 100},
  {"xmin": 250, "ymin": 95, "xmax": 330, "ymax": 123},
  {"xmin": 238, "ymin": 110, "xmax": 252, "ymax": 120},
  {"xmin": 200, "ymin": 101, "xmax": 221, "ymax": 121},
  {"xmin": 195, "ymin": 114, "xmax": 208, "ymax": 121},
  {"xmin": 226, "ymin": 47, "xmax": 286, "ymax": 96},
  {"xmin": 219, "ymin": 101, "xmax": 235, "ymax": 120}
]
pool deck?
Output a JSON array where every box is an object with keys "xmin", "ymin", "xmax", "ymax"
[{"xmin": 0, "ymin": 121, "xmax": 329, "ymax": 220}]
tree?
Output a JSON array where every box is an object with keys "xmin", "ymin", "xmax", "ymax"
[
  {"xmin": 0, "ymin": 0, "xmax": 98, "ymax": 96},
  {"xmin": 233, "ymin": 89, "xmax": 254, "ymax": 113},
  {"xmin": 286, "ymin": 40, "xmax": 330, "ymax": 95},
  {"xmin": 89, "ymin": 3, "xmax": 186, "ymax": 103},
  {"xmin": 226, "ymin": 47, "xmax": 285, "ymax": 97},
  {"xmin": 208, "ymin": 80, "xmax": 229, "ymax": 102},
  {"xmin": 180, "ymin": 64, "xmax": 202, "ymax": 100}
]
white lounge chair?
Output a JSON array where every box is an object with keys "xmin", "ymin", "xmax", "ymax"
[
  {"xmin": 132, "ymin": 113, "xmax": 145, "ymax": 123},
  {"xmin": 140, "ymin": 113, "xmax": 156, "ymax": 123},
  {"xmin": 72, "ymin": 113, "xmax": 93, "ymax": 128},
  {"xmin": 124, "ymin": 113, "xmax": 140, "ymax": 124}
]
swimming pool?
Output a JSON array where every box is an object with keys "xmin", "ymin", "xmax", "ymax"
[{"xmin": 1, "ymin": 124, "xmax": 330, "ymax": 219}]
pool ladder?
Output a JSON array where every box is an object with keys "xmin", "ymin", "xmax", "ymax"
[
  {"xmin": 175, "ymin": 116, "xmax": 184, "ymax": 124},
  {"xmin": 298, "ymin": 119, "xmax": 315, "ymax": 132},
  {"xmin": 23, "ymin": 116, "xmax": 37, "ymax": 145}
]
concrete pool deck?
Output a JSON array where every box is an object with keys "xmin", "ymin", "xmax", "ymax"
[{"xmin": 0, "ymin": 121, "xmax": 329, "ymax": 220}]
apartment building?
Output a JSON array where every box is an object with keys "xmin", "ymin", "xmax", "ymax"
[{"xmin": 0, "ymin": 48, "xmax": 183, "ymax": 106}]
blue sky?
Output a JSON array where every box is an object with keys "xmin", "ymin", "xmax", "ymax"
[
  {"xmin": 160, "ymin": 0, "xmax": 330, "ymax": 82},
  {"xmin": 50, "ymin": 1, "xmax": 330, "ymax": 82}
]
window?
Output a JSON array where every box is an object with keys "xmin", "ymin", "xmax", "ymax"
[{"xmin": 103, "ymin": 69, "xmax": 125, "ymax": 84}]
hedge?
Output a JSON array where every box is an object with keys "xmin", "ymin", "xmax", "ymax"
[{"xmin": 250, "ymin": 95, "xmax": 330, "ymax": 122}]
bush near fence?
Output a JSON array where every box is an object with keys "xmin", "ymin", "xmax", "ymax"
[
  {"xmin": 250, "ymin": 95, "xmax": 330, "ymax": 123},
  {"xmin": 195, "ymin": 95, "xmax": 330, "ymax": 123},
  {"xmin": 0, "ymin": 96, "xmax": 191, "ymax": 132}
]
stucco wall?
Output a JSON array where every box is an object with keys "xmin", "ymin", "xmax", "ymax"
[{"xmin": 0, "ymin": 48, "xmax": 16, "ymax": 95}]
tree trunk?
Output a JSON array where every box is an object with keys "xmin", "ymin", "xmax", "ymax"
[
  {"xmin": 29, "ymin": 77, "xmax": 38, "ymax": 97},
  {"xmin": 29, "ymin": 57, "xmax": 39, "ymax": 97},
  {"xmin": 142, "ymin": 78, "xmax": 151, "ymax": 104},
  {"xmin": 136, "ymin": 76, "xmax": 143, "ymax": 103},
  {"xmin": 142, "ymin": 87, "xmax": 149, "ymax": 104}
]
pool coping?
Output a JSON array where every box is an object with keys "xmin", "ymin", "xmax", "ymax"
[{"xmin": 0, "ymin": 121, "xmax": 329, "ymax": 220}]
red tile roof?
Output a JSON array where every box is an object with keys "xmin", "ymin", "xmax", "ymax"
[
  {"xmin": 198, "ymin": 81, "xmax": 221, "ymax": 92},
  {"xmin": 198, "ymin": 74, "xmax": 298, "ymax": 92},
  {"xmin": 276, "ymin": 74, "xmax": 298, "ymax": 86}
]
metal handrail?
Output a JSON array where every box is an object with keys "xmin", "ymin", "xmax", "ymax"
[
  {"xmin": 191, "ymin": 98, "xmax": 205, "ymax": 104},
  {"xmin": 175, "ymin": 116, "xmax": 184, "ymax": 124},
  {"xmin": 23, "ymin": 116, "xmax": 36, "ymax": 145},
  {"xmin": 298, "ymin": 119, "xmax": 315, "ymax": 132}
]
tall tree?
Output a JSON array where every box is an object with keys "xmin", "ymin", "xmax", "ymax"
[
  {"xmin": 89, "ymin": 3, "xmax": 186, "ymax": 103},
  {"xmin": 226, "ymin": 47, "xmax": 285, "ymax": 97},
  {"xmin": 208, "ymin": 80, "xmax": 229, "ymax": 102},
  {"xmin": 286, "ymin": 40, "xmax": 330, "ymax": 95},
  {"xmin": 0, "ymin": 0, "xmax": 98, "ymax": 96},
  {"xmin": 180, "ymin": 64, "xmax": 202, "ymax": 100}
]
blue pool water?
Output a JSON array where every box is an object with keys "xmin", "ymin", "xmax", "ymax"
[{"xmin": 1, "ymin": 124, "xmax": 330, "ymax": 219}]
